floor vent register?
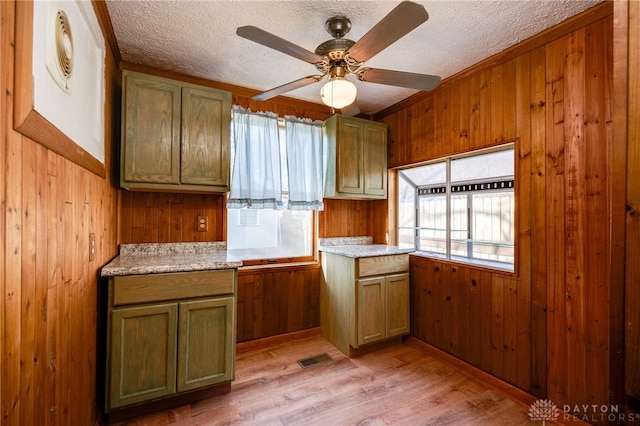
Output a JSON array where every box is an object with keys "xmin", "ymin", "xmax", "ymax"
[{"xmin": 297, "ymin": 353, "xmax": 332, "ymax": 369}]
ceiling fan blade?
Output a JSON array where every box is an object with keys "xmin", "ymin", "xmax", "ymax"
[
  {"xmin": 237, "ymin": 26, "xmax": 323, "ymax": 64},
  {"xmin": 357, "ymin": 68, "xmax": 440, "ymax": 91},
  {"xmin": 252, "ymin": 75, "xmax": 323, "ymax": 101},
  {"xmin": 340, "ymin": 102, "xmax": 361, "ymax": 117},
  {"xmin": 346, "ymin": 1, "xmax": 429, "ymax": 63}
]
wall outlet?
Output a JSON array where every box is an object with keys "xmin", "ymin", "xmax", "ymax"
[
  {"xmin": 89, "ymin": 233, "xmax": 96, "ymax": 262},
  {"xmin": 197, "ymin": 215, "xmax": 208, "ymax": 232}
]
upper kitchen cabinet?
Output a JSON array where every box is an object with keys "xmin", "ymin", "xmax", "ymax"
[
  {"xmin": 121, "ymin": 70, "xmax": 232, "ymax": 193},
  {"xmin": 323, "ymin": 115, "xmax": 388, "ymax": 199}
]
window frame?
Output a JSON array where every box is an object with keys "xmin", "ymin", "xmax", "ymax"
[
  {"xmin": 395, "ymin": 144, "xmax": 516, "ymax": 273},
  {"xmin": 234, "ymin": 211, "xmax": 317, "ymax": 267}
]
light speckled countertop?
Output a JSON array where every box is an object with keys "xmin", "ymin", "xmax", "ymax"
[
  {"xmin": 318, "ymin": 236, "xmax": 414, "ymax": 259},
  {"xmin": 101, "ymin": 242, "xmax": 242, "ymax": 277}
]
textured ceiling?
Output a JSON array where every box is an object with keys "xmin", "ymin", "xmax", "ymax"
[{"xmin": 105, "ymin": 0, "xmax": 603, "ymax": 115}]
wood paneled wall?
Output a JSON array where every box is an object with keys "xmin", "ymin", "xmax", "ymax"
[
  {"xmin": 376, "ymin": 2, "xmax": 623, "ymax": 417},
  {"xmin": 624, "ymin": 0, "xmax": 640, "ymax": 413},
  {"xmin": 1, "ymin": 1, "xmax": 119, "ymax": 424},
  {"xmin": 118, "ymin": 194, "xmax": 389, "ymax": 245},
  {"xmin": 118, "ymin": 191, "xmax": 226, "ymax": 243},
  {"xmin": 319, "ymin": 199, "xmax": 388, "ymax": 243},
  {"xmin": 237, "ymin": 265, "xmax": 320, "ymax": 342},
  {"xmin": 410, "ymin": 257, "xmax": 531, "ymax": 391}
]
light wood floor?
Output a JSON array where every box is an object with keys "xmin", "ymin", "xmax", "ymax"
[{"xmin": 108, "ymin": 329, "xmax": 558, "ymax": 426}]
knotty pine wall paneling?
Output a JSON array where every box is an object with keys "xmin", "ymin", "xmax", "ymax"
[
  {"xmin": 1, "ymin": 1, "xmax": 119, "ymax": 424},
  {"xmin": 0, "ymin": 0, "xmax": 7, "ymax": 420},
  {"xmin": 236, "ymin": 265, "xmax": 320, "ymax": 342},
  {"xmin": 118, "ymin": 191, "xmax": 226, "ymax": 243},
  {"xmin": 318, "ymin": 199, "xmax": 388, "ymax": 244},
  {"xmin": 525, "ymin": 44, "xmax": 548, "ymax": 400},
  {"xmin": 623, "ymin": 0, "xmax": 640, "ymax": 414},
  {"xmin": 377, "ymin": 2, "xmax": 622, "ymax": 420},
  {"xmin": 410, "ymin": 257, "xmax": 530, "ymax": 392}
]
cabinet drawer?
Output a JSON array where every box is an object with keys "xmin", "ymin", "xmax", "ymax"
[
  {"xmin": 358, "ymin": 254, "xmax": 409, "ymax": 278},
  {"xmin": 112, "ymin": 270, "xmax": 236, "ymax": 306}
]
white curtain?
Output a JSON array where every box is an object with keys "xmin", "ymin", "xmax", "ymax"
[
  {"xmin": 228, "ymin": 106, "xmax": 283, "ymax": 209},
  {"xmin": 284, "ymin": 115, "xmax": 324, "ymax": 211}
]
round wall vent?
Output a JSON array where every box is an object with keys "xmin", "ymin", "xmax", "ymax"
[
  {"xmin": 55, "ymin": 10, "xmax": 74, "ymax": 80},
  {"xmin": 46, "ymin": 6, "xmax": 74, "ymax": 93}
]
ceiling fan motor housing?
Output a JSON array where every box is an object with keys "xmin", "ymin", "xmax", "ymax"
[{"xmin": 314, "ymin": 38, "xmax": 355, "ymax": 59}]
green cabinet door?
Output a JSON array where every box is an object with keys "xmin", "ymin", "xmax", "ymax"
[
  {"xmin": 181, "ymin": 87, "xmax": 231, "ymax": 188},
  {"xmin": 363, "ymin": 123, "xmax": 388, "ymax": 197},
  {"xmin": 122, "ymin": 73, "xmax": 181, "ymax": 184},
  {"xmin": 385, "ymin": 273, "xmax": 410, "ymax": 338},
  {"xmin": 177, "ymin": 297, "xmax": 235, "ymax": 392},
  {"xmin": 337, "ymin": 118, "xmax": 364, "ymax": 195},
  {"xmin": 109, "ymin": 304, "xmax": 178, "ymax": 409},
  {"xmin": 357, "ymin": 276, "xmax": 386, "ymax": 346},
  {"xmin": 356, "ymin": 273, "xmax": 409, "ymax": 347}
]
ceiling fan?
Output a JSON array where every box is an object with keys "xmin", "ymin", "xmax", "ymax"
[{"xmin": 236, "ymin": 1, "xmax": 440, "ymax": 114}]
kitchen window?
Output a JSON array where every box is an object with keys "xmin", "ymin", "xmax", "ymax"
[
  {"xmin": 397, "ymin": 145, "xmax": 515, "ymax": 272},
  {"xmin": 227, "ymin": 115, "xmax": 316, "ymax": 264}
]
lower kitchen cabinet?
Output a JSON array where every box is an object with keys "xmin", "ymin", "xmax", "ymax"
[
  {"xmin": 321, "ymin": 252, "xmax": 410, "ymax": 356},
  {"xmin": 110, "ymin": 303, "xmax": 178, "ymax": 408},
  {"xmin": 105, "ymin": 270, "xmax": 236, "ymax": 412},
  {"xmin": 178, "ymin": 297, "xmax": 234, "ymax": 392},
  {"xmin": 357, "ymin": 273, "xmax": 410, "ymax": 347}
]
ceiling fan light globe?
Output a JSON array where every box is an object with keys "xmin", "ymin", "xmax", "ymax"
[{"xmin": 320, "ymin": 78, "xmax": 357, "ymax": 109}]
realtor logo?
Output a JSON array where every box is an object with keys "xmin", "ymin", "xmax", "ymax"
[{"xmin": 528, "ymin": 399, "xmax": 560, "ymax": 424}]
